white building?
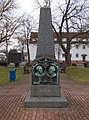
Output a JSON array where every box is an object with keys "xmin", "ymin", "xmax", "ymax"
[
  {"xmin": 55, "ymin": 43, "xmax": 89, "ymax": 62},
  {"xmin": 29, "ymin": 32, "xmax": 89, "ymax": 63}
]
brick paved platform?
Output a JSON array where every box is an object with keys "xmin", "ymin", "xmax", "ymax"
[{"xmin": 0, "ymin": 74, "xmax": 89, "ymax": 120}]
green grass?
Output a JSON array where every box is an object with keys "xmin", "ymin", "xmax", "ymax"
[
  {"xmin": 66, "ymin": 66, "xmax": 89, "ymax": 84},
  {"xmin": 0, "ymin": 66, "xmax": 24, "ymax": 85}
]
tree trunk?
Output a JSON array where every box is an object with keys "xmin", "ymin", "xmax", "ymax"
[
  {"xmin": 65, "ymin": 50, "xmax": 71, "ymax": 66},
  {"xmin": 26, "ymin": 38, "xmax": 30, "ymax": 64}
]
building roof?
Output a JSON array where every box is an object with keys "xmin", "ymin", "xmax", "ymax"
[{"xmin": 30, "ymin": 32, "xmax": 89, "ymax": 44}]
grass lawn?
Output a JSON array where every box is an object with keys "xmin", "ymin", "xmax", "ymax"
[
  {"xmin": 0, "ymin": 66, "xmax": 24, "ymax": 85},
  {"xmin": 66, "ymin": 66, "xmax": 89, "ymax": 84}
]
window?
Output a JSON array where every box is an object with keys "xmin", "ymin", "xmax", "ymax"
[
  {"xmin": 76, "ymin": 45, "xmax": 79, "ymax": 49},
  {"xmin": 83, "ymin": 45, "xmax": 86, "ymax": 49},
  {"xmin": 70, "ymin": 54, "xmax": 72, "ymax": 57},
  {"xmin": 76, "ymin": 53, "xmax": 79, "ymax": 58},
  {"xmin": 81, "ymin": 54, "xmax": 87, "ymax": 62},
  {"xmin": 62, "ymin": 53, "xmax": 65, "ymax": 57}
]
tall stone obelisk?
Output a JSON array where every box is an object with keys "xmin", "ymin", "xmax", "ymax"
[
  {"xmin": 36, "ymin": 6, "xmax": 55, "ymax": 58},
  {"xmin": 24, "ymin": 6, "xmax": 68, "ymax": 108}
]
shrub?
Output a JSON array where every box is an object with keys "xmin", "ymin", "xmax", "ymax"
[
  {"xmin": 84, "ymin": 61, "xmax": 89, "ymax": 68},
  {"xmin": 71, "ymin": 63, "xmax": 77, "ymax": 66},
  {"xmin": 0, "ymin": 60, "xmax": 7, "ymax": 66}
]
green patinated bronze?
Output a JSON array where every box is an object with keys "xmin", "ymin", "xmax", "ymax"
[{"xmin": 32, "ymin": 57, "xmax": 59, "ymax": 85}]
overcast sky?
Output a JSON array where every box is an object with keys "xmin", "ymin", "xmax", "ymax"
[
  {"xmin": 17, "ymin": 0, "xmax": 33, "ymax": 13},
  {"xmin": 17, "ymin": 0, "xmax": 58, "ymax": 15}
]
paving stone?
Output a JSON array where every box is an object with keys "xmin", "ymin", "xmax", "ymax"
[{"xmin": 0, "ymin": 74, "xmax": 89, "ymax": 120}]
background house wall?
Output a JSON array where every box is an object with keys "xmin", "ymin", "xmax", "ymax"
[{"xmin": 29, "ymin": 42, "xmax": 89, "ymax": 63}]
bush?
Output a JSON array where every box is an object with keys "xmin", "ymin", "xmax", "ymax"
[
  {"xmin": 15, "ymin": 63, "xmax": 19, "ymax": 67},
  {"xmin": 71, "ymin": 63, "xmax": 77, "ymax": 66},
  {"xmin": 84, "ymin": 61, "xmax": 89, "ymax": 68},
  {"xmin": 0, "ymin": 60, "xmax": 7, "ymax": 66}
]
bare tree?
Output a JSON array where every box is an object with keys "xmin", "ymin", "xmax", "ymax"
[
  {"xmin": 0, "ymin": 0, "xmax": 22, "ymax": 65},
  {"xmin": 0, "ymin": 0, "xmax": 19, "ymax": 44},
  {"xmin": 0, "ymin": 16, "xmax": 21, "ymax": 43},
  {"xmin": 0, "ymin": 16, "xmax": 21, "ymax": 65},
  {"xmin": 16, "ymin": 15, "xmax": 36, "ymax": 64},
  {"xmin": 52, "ymin": 0, "xmax": 89, "ymax": 65},
  {"xmin": 0, "ymin": 0, "xmax": 17, "ymax": 20}
]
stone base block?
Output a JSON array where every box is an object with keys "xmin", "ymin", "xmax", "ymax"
[
  {"xmin": 31, "ymin": 85, "xmax": 61, "ymax": 97},
  {"xmin": 24, "ymin": 90, "xmax": 68, "ymax": 108}
]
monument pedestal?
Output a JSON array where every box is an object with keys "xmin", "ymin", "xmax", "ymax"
[
  {"xmin": 24, "ymin": 90, "xmax": 68, "ymax": 108},
  {"xmin": 24, "ymin": 7, "xmax": 68, "ymax": 108},
  {"xmin": 24, "ymin": 85, "xmax": 68, "ymax": 108}
]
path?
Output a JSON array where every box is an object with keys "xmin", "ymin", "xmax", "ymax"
[{"xmin": 0, "ymin": 73, "xmax": 89, "ymax": 120}]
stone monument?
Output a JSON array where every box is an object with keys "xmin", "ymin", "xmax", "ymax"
[{"xmin": 24, "ymin": 6, "xmax": 68, "ymax": 108}]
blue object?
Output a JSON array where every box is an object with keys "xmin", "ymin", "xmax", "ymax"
[{"xmin": 10, "ymin": 69, "xmax": 16, "ymax": 81}]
